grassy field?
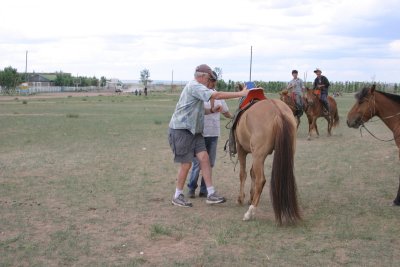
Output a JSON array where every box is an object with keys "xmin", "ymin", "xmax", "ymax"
[{"xmin": 0, "ymin": 92, "xmax": 399, "ymax": 266}]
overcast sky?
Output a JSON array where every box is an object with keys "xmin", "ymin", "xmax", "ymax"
[{"xmin": 1, "ymin": 0, "xmax": 399, "ymax": 83}]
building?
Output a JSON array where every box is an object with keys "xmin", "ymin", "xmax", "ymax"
[{"xmin": 27, "ymin": 73, "xmax": 59, "ymax": 87}]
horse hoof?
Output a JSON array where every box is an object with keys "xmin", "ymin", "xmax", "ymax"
[
  {"xmin": 237, "ymin": 197, "xmax": 243, "ymax": 205},
  {"xmin": 307, "ymin": 137, "xmax": 311, "ymax": 141},
  {"xmin": 392, "ymin": 200, "xmax": 400, "ymax": 206},
  {"xmin": 243, "ymin": 205, "xmax": 255, "ymax": 221}
]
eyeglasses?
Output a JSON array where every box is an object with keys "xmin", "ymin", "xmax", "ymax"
[{"xmin": 209, "ymin": 79, "xmax": 217, "ymax": 82}]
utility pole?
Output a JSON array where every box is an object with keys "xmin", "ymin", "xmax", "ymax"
[
  {"xmin": 25, "ymin": 51, "xmax": 28, "ymax": 82},
  {"xmin": 171, "ymin": 69, "xmax": 174, "ymax": 92},
  {"xmin": 249, "ymin": 46, "xmax": 253, "ymax": 82}
]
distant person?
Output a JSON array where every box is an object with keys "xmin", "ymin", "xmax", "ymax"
[
  {"xmin": 139, "ymin": 90, "xmax": 142, "ymax": 96},
  {"xmin": 286, "ymin": 69, "xmax": 305, "ymax": 116},
  {"xmin": 134, "ymin": 89, "xmax": 138, "ymax": 96},
  {"xmin": 168, "ymin": 64, "xmax": 258, "ymax": 207},
  {"xmin": 144, "ymin": 87, "xmax": 148, "ymax": 96},
  {"xmin": 187, "ymin": 71, "xmax": 233, "ymax": 198},
  {"xmin": 313, "ymin": 68, "xmax": 330, "ymax": 114}
]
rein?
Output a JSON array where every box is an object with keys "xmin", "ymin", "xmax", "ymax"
[
  {"xmin": 358, "ymin": 93, "xmax": 400, "ymax": 142},
  {"xmin": 359, "ymin": 123, "xmax": 394, "ymax": 142}
]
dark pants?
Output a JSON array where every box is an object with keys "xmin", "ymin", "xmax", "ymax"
[
  {"xmin": 320, "ymin": 91, "xmax": 329, "ymax": 112},
  {"xmin": 294, "ymin": 93, "xmax": 303, "ymax": 116}
]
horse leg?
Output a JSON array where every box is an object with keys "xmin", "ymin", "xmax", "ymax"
[
  {"xmin": 307, "ymin": 116, "xmax": 313, "ymax": 140},
  {"xmin": 393, "ymin": 175, "xmax": 400, "ymax": 206},
  {"xmin": 314, "ymin": 118, "xmax": 320, "ymax": 137},
  {"xmin": 249, "ymin": 166, "xmax": 256, "ymax": 205},
  {"xmin": 237, "ymin": 146, "xmax": 247, "ymax": 205},
  {"xmin": 243, "ymin": 157, "xmax": 266, "ymax": 221},
  {"xmin": 326, "ymin": 116, "xmax": 332, "ymax": 136}
]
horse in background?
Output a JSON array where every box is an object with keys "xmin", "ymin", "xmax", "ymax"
[
  {"xmin": 279, "ymin": 90, "xmax": 303, "ymax": 128},
  {"xmin": 304, "ymin": 88, "xmax": 339, "ymax": 140},
  {"xmin": 347, "ymin": 84, "xmax": 400, "ymax": 205},
  {"xmin": 235, "ymin": 97, "xmax": 301, "ymax": 225}
]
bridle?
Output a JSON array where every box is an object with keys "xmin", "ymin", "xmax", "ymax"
[{"xmin": 358, "ymin": 93, "xmax": 400, "ymax": 142}]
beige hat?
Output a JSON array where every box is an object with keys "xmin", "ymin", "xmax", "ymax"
[{"xmin": 314, "ymin": 68, "xmax": 322, "ymax": 73}]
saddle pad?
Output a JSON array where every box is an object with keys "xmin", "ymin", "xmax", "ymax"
[{"xmin": 239, "ymin": 89, "xmax": 266, "ymax": 109}]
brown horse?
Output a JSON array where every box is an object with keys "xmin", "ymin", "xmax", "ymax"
[
  {"xmin": 235, "ymin": 98, "xmax": 301, "ymax": 225},
  {"xmin": 304, "ymin": 88, "xmax": 339, "ymax": 140},
  {"xmin": 279, "ymin": 90, "xmax": 302, "ymax": 128},
  {"xmin": 347, "ymin": 84, "xmax": 400, "ymax": 205}
]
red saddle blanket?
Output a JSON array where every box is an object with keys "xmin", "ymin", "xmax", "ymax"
[{"xmin": 239, "ymin": 88, "xmax": 267, "ymax": 109}]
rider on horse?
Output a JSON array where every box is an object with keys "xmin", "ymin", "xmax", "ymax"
[
  {"xmin": 286, "ymin": 69, "xmax": 305, "ymax": 117},
  {"xmin": 313, "ymin": 68, "xmax": 330, "ymax": 115}
]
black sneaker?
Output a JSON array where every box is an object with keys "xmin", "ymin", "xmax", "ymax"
[
  {"xmin": 188, "ymin": 190, "xmax": 195, "ymax": 199},
  {"xmin": 206, "ymin": 192, "xmax": 226, "ymax": 204},
  {"xmin": 172, "ymin": 194, "xmax": 193, "ymax": 207}
]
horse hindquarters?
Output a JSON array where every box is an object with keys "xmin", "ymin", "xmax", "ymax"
[{"xmin": 270, "ymin": 115, "xmax": 301, "ymax": 225}]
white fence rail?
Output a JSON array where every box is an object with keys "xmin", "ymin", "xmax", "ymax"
[{"xmin": 1, "ymin": 86, "xmax": 102, "ymax": 95}]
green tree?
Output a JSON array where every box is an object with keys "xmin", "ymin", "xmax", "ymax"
[
  {"xmin": 140, "ymin": 69, "xmax": 152, "ymax": 87},
  {"xmin": 0, "ymin": 66, "xmax": 21, "ymax": 94},
  {"xmin": 55, "ymin": 72, "xmax": 74, "ymax": 86},
  {"xmin": 100, "ymin": 76, "xmax": 107, "ymax": 87}
]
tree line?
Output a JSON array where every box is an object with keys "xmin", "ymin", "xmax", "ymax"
[
  {"xmin": 215, "ymin": 79, "xmax": 398, "ymax": 93},
  {"xmin": 1, "ymin": 65, "xmax": 398, "ymax": 94}
]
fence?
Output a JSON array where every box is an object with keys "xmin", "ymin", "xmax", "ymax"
[{"xmin": 1, "ymin": 86, "xmax": 102, "ymax": 95}]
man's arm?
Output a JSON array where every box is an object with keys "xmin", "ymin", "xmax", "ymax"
[{"xmin": 211, "ymin": 87, "xmax": 258, "ymax": 100}]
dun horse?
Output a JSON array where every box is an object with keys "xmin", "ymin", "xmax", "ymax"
[
  {"xmin": 304, "ymin": 88, "xmax": 339, "ymax": 140},
  {"xmin": 279, "ymin": 90, "xmax": 302, "ymax": 128},
  {"xmin": 347, "ymin": 84, "xmax": 400, "ymax": 205},
  {"xmin": 235, "ymin": 97, "xmax": 301, "ymax": 225}
]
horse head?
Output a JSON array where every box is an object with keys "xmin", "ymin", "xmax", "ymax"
[
  {"xmin": 304, "ymin": 87, "xmax": 318, "ymax": 106},
  {"xmin": 347, "ymin": 84, "xmax": 377, "ymax": 128},
  {"xmin": 279, "ymin": 89, "xmax": 290, "ymax": 103}
]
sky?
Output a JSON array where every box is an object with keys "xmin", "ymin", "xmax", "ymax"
[{"xmin": 1, "ymin": 0, "xmax": 400, "ymax": 83}]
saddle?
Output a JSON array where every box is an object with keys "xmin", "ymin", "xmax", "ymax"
[{"xmin": 225, "ymin": 89, "xmax": 267, "ymax": 157}]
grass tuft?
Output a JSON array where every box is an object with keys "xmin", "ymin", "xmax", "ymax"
[{"xmin": 66, "ymin": 113, "xmax": 79, "ymax": 118}]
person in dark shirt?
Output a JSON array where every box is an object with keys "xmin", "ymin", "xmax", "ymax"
[{"xmin": 313, "ymin": 68, "xmax": 330, "ymax": 114}]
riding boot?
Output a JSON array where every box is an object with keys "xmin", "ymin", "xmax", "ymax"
[{"xmin": 323, "ymin": 102, "xmax": 330, "ymax": 116}]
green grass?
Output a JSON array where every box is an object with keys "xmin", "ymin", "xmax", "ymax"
[{"xmin": 0, "ymin": 92, "xmax": 399, "ymax": 266}]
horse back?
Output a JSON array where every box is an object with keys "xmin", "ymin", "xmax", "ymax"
[{"xmin": 235, "ymin": 99, "xmax": 296, "ymax": 154}]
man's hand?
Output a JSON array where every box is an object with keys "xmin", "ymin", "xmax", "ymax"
[{"xmin": 212, "ymin": 105, "xmax": 223, "ymax": 113}]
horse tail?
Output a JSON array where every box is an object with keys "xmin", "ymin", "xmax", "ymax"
[
  {"xmin": 332, "ymin": 106, "xmax": 340, "ymax": 127},
  {"xmin": 270, "ymin": 113, "xmax": 301, "ymax": 225},
  {"xmin": 329, "ymin": 97, "xmax": 340, "ymax": 127}
]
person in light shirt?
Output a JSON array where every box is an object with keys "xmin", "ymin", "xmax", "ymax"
[
  {"xmin": 168, "ymin": 64, "xmax": 255, "ymax": 207},
  {"xmin": 187, "ymin": 71, "xmax": 233, "ymax": 198}
]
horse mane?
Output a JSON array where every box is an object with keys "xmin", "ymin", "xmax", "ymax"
[
  {"xmin": 378, "ymin": 90, "xmax": 400, "ymax": 104},
  {"xmin": 355, "ymin": 87, "xmax": 400, "ymax": 104}
]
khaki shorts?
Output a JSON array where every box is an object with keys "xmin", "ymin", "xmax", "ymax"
[{"xmin": 168, "ymin": 128, "xmax": 206, "ymax": 163}]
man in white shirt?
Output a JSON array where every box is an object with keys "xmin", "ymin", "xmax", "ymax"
[{"xmin": 187, "ymin": 71, "xmax": 233, "ymax": 198}]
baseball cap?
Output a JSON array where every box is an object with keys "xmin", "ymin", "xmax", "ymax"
[{"xmin": 195, "ymin": 64, "xmax": 215, "ymax": 78}]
